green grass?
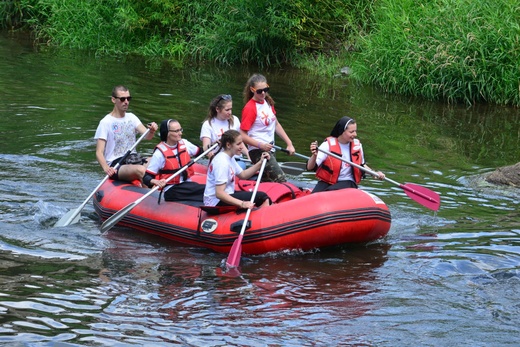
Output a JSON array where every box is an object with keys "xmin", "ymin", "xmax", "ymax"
[
  {"xmin": 350, "ymin": 0, "xmax": 520, "ymax": 105},
  {"xmin": 2, "ymin": 0, "xmax": 519, "ymax": 106}
]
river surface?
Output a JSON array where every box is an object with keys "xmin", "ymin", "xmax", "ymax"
[{"xmin": 0, "ymin": 32, "xmax": 519, "ymax": 346}]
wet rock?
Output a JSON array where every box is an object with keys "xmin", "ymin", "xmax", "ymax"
[
  {"xmin": 485, "ymin": 162, "xmax": 520, "ymax": 187},
  {"xmin": 340, "ymin": 66, "xmax": 351, "ymax": 75}
]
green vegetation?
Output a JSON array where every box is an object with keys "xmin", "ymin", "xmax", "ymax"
[
  {"xmin": 1, "ymin": 0, "xmax": 519, "ymax": 106},
  {"xmin": 350, "ymin": 0, "xmax": 520, "ymax": 106},
  {"xmin": 1, "ymin": 0, "xmax": 369, "ymax": 65}
]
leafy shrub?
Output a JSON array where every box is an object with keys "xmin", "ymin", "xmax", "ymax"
[{"xmin": 350, "ymin": 0, "xmax": 520, "ymax": 105}]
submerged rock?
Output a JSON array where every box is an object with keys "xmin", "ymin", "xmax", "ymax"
[
  {"xmin": 485, "ymin": 162, "xmax": 520, "ymax": 187},
  {"xmin": 340, "ymin": 66, "xmax": 352, "ymax": 75}
]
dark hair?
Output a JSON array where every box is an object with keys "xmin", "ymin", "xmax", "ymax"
[
  {"xmin": 204, "ymin": 94, "xmax": 234, "ymax": 127},
  {"xmin": 220, "ymin": 129, "xmax": 240, "ymax": 148},
  {"xmin": 242, "ymin": 73, "xmax": 275, "ymax": 106},
  {"xmin": 210, "ymin": 129, "xmax": 241, "ymax": 163},
  {"xmin": 112, "ymin": 85, "xmax": 128, "ymax": 97},
  {"xmin": 159, "ymin": 118, "xmax": 179, "ymax": 142},
  {"xmin": 330, "ymin": 116, "xmax": 356, "ymax": 138}
]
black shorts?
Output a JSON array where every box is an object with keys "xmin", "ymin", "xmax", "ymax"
[{"xmin": 217, "ymin": 191, "xmax": 271, "ymax": 207}]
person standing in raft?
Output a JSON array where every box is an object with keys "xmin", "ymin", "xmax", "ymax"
[
  {"xmin": 203, "ymin": 130, "xmax": 271, "ymax": 209},
  {"xmin": 199, "ymin": 94, "xmax": 250, "ymax": 169},
  {"xmin": 306, "ymin": 116, "xmax": 386, "ymax": 193},
  {"xmin": 94, "ymin": 85, "xmax": 158, "ymax": 184},
  {"xmin": 143, "ymin": 119, "xmax": 205, "ymax": 202},
  {"xmin": 239, "ymin": 73, "xmax": 295, "ymax": 183}
]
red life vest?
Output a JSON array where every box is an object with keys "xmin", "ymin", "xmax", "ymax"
[
  {"xmin": 155, "ymin": 141, "xmax": 194, "ymax": 185},
  {"xmin": 315, "ymin": 137, "xmax": 363, "ymax": 184}
]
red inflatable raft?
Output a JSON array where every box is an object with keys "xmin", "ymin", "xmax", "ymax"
[{"xmin": 93, "ymin": 165, "xmax": 391, "ymax": 255}]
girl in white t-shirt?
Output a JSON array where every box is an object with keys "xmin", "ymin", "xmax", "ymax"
[
  {"xmin": 239, "ymin": 74, "xmax": 295, "ymax": 183},
  {"xmin": 200, "ymin": 94, "xmax": 250, "ymax": 169},
  {"xmin": 203, "ymin": 130, "xmax": 271, "ymax": 208}
]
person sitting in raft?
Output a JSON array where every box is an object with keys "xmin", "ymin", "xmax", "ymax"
[
  {"xmin": 306, "ymin": 116, "xmax": 386, "ymax": 194},
  {"xmin": 143, "ymin": 119, "xmax": 205, "ymax": 202},
  {"xmin": 203, "ymin": 129, "xmax": 271, "ymax": 209},
  {"xmin": 94, "ymin": 85, "xmax": 159, "ymax": 185}
]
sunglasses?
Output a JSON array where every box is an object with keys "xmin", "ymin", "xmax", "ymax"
[
  {"xmin": 253, "ymin": 87, "xmax": 270, "ymax": 95},
  {"xmin": 114, "ymin": 96, "xmax": 132, "ymax": 102},
  {"xmin": 219, "ymin": 94, "xmax": 232, "ymax": 101}
]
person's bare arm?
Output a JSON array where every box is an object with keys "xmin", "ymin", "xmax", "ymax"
[
  {"xmin": 96, "ymin": 139, "xmax": 116, "ymax": 176},
  {"xmin": 275, "ymin": 122, "xmax": 295, "ymax": 155}
]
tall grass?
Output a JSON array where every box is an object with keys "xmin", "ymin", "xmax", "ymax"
[
  {"xmin": 186, "ymin": 0, "xmax": 375, "ymax": 66},
  {"xmin": 1, "ymin": 0, "xmax": 369, "ymax": 66},
  {"xmin": 2, "ymin": 0, "xmax": 519, "ymax": 105},
  {"xmin": 350, "ymin": 0, "xmax": 520, "ymax": 105}
]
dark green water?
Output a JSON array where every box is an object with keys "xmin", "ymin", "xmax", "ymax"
[{"xmin": 0, "ymin": 32, "xmax": 519, "ymax": 346}]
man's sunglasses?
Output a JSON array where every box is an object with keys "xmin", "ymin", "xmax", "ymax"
[{"xmin": 114, "ymin": 96, "xmax": 133, "ymax": 102}]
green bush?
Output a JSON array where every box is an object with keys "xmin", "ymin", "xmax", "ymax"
[
  {"xmin": 1, "ymin": 0, "xmax": 370, "ymax": 66},
  {"xmin": 2, "ymin": 0, "xmax": 519, "ymax": 105},
  {"xmin": 350, "ymin": 0, "xmax": 520, "ymax": 105}
]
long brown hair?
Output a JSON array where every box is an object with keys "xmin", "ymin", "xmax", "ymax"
[
  {"xmin": 242, "ymin": 73, "xmax": 275, "ymax": 106},
  {"xmin": 203, "ymin": 94, "xmax": 234, "ymax": 127}
]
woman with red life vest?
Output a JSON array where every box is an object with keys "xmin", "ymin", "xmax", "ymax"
[
  {"xmin": 239, "ymin": 73, "xmax": 295, "ymax": 183},
  {"xmin": 306, "ymin": 116, "xmax": 385, "ymax": 193},
  {"xmin": 143, "ymin": 119, "xmax": 205, "ymax": 202}
]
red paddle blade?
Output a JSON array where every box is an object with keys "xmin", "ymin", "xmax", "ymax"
[
  {"xmin": 400, "ymin": 183, "xmax": 441, "ymax": 211},
  {"xmin": 226, "ymin": 236, "xmax": 243, "ymax": 268}
]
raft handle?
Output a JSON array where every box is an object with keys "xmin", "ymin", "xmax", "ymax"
[{"xmin": 230, "ymin": 220, "xmax": 251, "ymax": 233}]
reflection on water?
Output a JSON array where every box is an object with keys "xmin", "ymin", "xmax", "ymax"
[
  {"xmin": 1, "ymin": 33, "xmax": 520, "ymax": 345},
  {"xmin": 0, "ymin": 229, "xmax": 392, "ymax": 346}
]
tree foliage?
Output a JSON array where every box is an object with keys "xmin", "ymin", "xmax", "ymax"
[
  {"xmin": 2, "ymin": 0, "xmax": 519, "ymax": 105},
  {"xmin": 1, "ymin": 0, "xmax": 372, "ymax": 66}
]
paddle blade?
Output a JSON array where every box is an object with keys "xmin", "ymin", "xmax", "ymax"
[
  {"xmin": 100, "ymin": 202, "xmax": 137, "ymax": 233},
  {"xmin": 226, "ymin": 235, "xmax": 243, "ymax": 269},
  {"xmin": 55, "ymin": 208, "xmax": 81, "ymax": 227},
  {"xmin": 279, "ymin": 161, "xmax": 309, "ymax": 176},
  {"xmin": 401, "ymin": 183, "xmax": 441, "ymax": 211}
]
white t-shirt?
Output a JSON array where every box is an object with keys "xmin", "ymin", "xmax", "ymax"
[
  {"xmin": 147, "ymin": 139, "xmax": 200, "ymax": 191},
  {"xmin": 315, "ymin": 140, "xmax": 365, "ymax": 182},
  {"xmin": 94, "ymin": 112, "xmax": 142, "ymax": 165},
  {"xmin": 200, "ymin": 116, "xmax": 244, "ymax": 161},
  {"xmin": 241, "ymin": 99, "xmax": 277, "ymax": 151},
  {"xmin": 203, "ymin": 151, "xmax": 243, "ymax": 206},
  {"xmin": 200, "ymin": 116, "xmax": 241, "ymax": 149}
]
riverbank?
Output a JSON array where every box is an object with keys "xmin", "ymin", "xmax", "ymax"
[{"xmin": 2, "ymin": 0, "xmax": 519, "ymax": 106}]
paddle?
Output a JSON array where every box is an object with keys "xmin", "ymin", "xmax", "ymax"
[
  {"xmin": 318, "ymin": 148, "xmax": 441, "ymax": 211},
  {"xmin": 99, "ymin": 143, "xmax": 219, "ymax": 233},
  {"xmin": 55, "ymin": 128, "xmax": 152, "ymax": 227},
  {"xmin": 273, "ymin": 144, "xmax": 311, "ymax": 161},
  {"xmin": 225, "ymin": 157, "xmax": 268, "ymax": 271},
  {"xmin": 271, "ymin": 145, "xmax": 312, "ymax": 175},
  {"xmin": 274, "ymin": 144, "xmax": 440, "ymax": 211},
  {"xmin": 279, "ymin": 161, "xmax": 310, "ymax": 176}
]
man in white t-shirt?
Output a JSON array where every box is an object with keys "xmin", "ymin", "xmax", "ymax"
[{"xmin": 94, "ymin": 85, "xmax": 158, "ymax": 183}]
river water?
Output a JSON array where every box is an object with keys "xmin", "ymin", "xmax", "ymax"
[{"xmin": 1, "ymin": 32, "xmax": 519, "ymax": 346}]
